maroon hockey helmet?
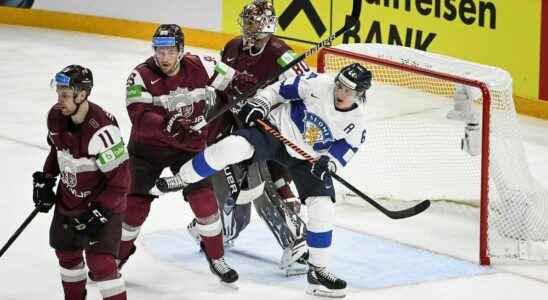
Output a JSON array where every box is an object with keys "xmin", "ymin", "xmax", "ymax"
[{"xmin": 238, "ymin": 0, "xmax": 277, "ymax": 49}]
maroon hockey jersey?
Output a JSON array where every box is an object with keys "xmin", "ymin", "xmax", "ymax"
[
  {"xmin": 43, "ymin": 102, "xmax": 130, "ymax": 216},
  {"xmin": 221, "ymin": 36, "xmax": 309, "ymax": 84},
  {"xmin": 206, "ymin": 36, "xmax": 310, "ymax": 141},
  {"xmin": 126, "ymin": 54, "xmax": 223, "ymax": 152}
]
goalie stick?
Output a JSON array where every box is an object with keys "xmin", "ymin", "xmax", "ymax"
[
  {"xmin": 0, "ymin": 208, "xmax": 39, "ymax": 258},
  {"xmin": 193, "ymin": 0, "xmax": 363, "ymax": 131},
  {"xmin": 256, "ymin": 120, "xmax": 431, "ymax": 220}
]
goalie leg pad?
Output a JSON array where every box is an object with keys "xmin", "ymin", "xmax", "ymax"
[{"xmin": 305, "ymin": 196, "xmax": 335, "ymax": 268}]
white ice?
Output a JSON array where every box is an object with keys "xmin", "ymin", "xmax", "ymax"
[{"xmin": 1, "ymin": 24, "xmax": 548, "ymax": 299}]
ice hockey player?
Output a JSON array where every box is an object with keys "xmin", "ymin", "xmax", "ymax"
[
  {"xmin": 188, "ymin": 0, "xmax": 311, "ymax": 276},
  {"xmin": 152, "ymin": 63, "xmax": 373, "ymax": 298},
  {"xmin": 119, "ymin": 24, "xmax": 238, "ymax": 284},
  {"xmin": 33, "ymin": 65, "xmax": 130, "ymax": 299}
]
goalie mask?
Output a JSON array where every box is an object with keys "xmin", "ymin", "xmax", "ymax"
[
  {"xmin": 239, "ymin": 0, "xmax": 277, "ymax": 50},
  {"xmin": 335, "ymin": 63, "xmax": 372, "ymax": 104}
]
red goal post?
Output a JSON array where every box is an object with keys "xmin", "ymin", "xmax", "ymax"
[{"xmin": 317, "ymin": 43, "xmax": 548, "ymax": 265}]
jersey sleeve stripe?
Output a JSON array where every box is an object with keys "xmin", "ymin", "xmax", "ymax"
[
  {"xmin": 328, "ymin": 139, "xmax": 358, "ymax": 167},
  {"xmin": 278, "ymin": 75, "xmax": 303, "ymax": 101},
  {"xmin": 126, "ymin": 84, "xmax": 154, "ymax": 106},
  {"xmin": 58, "ymin": 151, "xmax": 99, "ymax": 173}
]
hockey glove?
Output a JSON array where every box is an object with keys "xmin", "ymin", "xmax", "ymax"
[
  {"xmin": 32, "ymin": 171, "xmax": 56, "ymax": 213},
  {"xmin": 71, "ymin": 203, "xmax": 109, "ymax": 238},
  {"xmin": 230, "ymin": 71, "xmax": 258, "ymax": 94},
  {"xmin": 237, "ymin": 96, "xmax": 271, "ymax": 127},
  {"xmin": 163, "ymin": 108, "xmax": 200, "ymax": 142},
  {"xmin": 310, "ymin": 156, "xmax": 337, "ymax": 181}
]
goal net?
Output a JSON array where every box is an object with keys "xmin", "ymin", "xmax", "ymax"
[{"xmin": 318, "ymin": 43, "xmax": 548, "ymax": 265}]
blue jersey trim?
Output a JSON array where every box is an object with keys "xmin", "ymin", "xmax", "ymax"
[
  {"xmin": 279, "ymin": 75, "xmax": 302, "ymax": 101},
  {"xmin": 328, "ymin": 139, "xmax": 357, "ymax": 166},
  {"xmin": 290, "ymin": 101, "xmax": 306, "ymax": 133},
  {"xmin": 192, "ymin": 152, "xmax": 218, "ymax": 178},
  {"xmin": 306, "ymin": 230, "xmax": 333, "ymax": 248}
]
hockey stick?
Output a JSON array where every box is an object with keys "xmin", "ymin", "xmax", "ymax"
[
  {"xmin": 0, "ymin": 208, "xmax": 40, "ymax": 258},
  {"xmin": 193, "ymin": 0, "xmax": 362, "ymax": 131},
  {"xmin": 256, "ymin": 120, "xmax": 431, "ymax": 219}
]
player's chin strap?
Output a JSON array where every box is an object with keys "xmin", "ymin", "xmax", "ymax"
[
  {"xmin": 70, "ymin": 89, "xmax": 86, "ymax": 117},
  {"xmin": 255, "ymin": 119, "xmax": 431, "ymax": 220}
]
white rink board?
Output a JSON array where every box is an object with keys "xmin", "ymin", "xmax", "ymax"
[{"xmin": 32, "ymin": 0, "xmax": 222, "ymax": 31}]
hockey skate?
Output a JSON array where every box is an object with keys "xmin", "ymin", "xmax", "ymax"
[
  {"xmin": 280, "ymin": 237, "xmax": 309, "ymax": 276},
  {"xmin": 200, "ymin": 243, "xmax": 239, "ymax": 288},
  {"xmin": 150, "ymin": 174, "xmax": 188, "ymax": 195},
  {"xmin": 306, "ymin": 263, "xmax": 347, "ymax": 298}
]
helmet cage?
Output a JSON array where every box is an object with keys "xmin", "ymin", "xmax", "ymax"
[{"xmin": 239, "ymin": 1, "xmax": 276, "ymax": 48}]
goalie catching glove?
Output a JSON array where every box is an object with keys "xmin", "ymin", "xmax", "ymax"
[
  {"xmin": 163, "ymin": 107, "xmax": 201, "ymax": 142},
  {"xmin": 237, "ymin": 96, "xmax": 271, "ymax": 127},
  {"xmin": 310, "ymin": 155, "xmax": 337, "ymax": 181},
  {"xmin": 32, "ymin": 171, "xmax": 56, "ymax": 213}
]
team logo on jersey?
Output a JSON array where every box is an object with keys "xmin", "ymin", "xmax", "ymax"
[
  {"xmin": 303, "ymin": 112, "xmax": 333, "ymax": 150},
  {"xmin": 168, "ymin": 88, "xmax": 195, "ymax": 117},
  {"xmin": 61, "ymin": 166, "xmax": 77, "ymax": 188}
]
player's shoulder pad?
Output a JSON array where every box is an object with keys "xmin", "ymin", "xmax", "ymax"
[
  {"xmin": 268, "ymin": 36, "xmax": 291, "ymax": 53},
  {"xmin": 224, "ymin": 37, "xmax": 243, "ymax": 52},
  {"xmin": 313, "ymin": 72, "xmax": 333, "ymax": 84},
  {"xmin": 88, "ymin": 124, "xmax": 124, "ymax": 154},
  {"xmin": 88, "ymin": 122, "xmax": 127, "ymax": 174},
  {"xmin": 47, "ymin": 105, "xmax": 69, "ymax": 132},
  {"xmin": 133, "ymin": 58, "xmax": 157, "ymax": 78},
  {"xmin": 87, "ymin": 104, "xmax": 123, "ymax": 155},
  {"xmin": 187, "ymin": 53, "xmax": 236, "ymax": 90}
]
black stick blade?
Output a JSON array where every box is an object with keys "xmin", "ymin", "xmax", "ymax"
[{"xmin": 386, "ymin": 200, "xmax": 431, "ymax": 219}]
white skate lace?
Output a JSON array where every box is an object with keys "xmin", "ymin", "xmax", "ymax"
[
  {"xmin": 317, "ymin": 267, "xmax": 337, "ymax": 283},
  {"xmin": 164, "ymin": 174, "xmax": 186, "ymax": 191},
  {"xmin": 212, "ymin": 257, "xmax": 231, "ymax": 274}
]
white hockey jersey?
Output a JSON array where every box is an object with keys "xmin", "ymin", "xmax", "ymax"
[{"xmin": 260, "ymin": 72, "xmax": 367, "ymax": 168}]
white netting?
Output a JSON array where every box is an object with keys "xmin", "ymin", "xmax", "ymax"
[{"xmin": 321, "ymin": 43, "xmax": 548, "ymax": 262}]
